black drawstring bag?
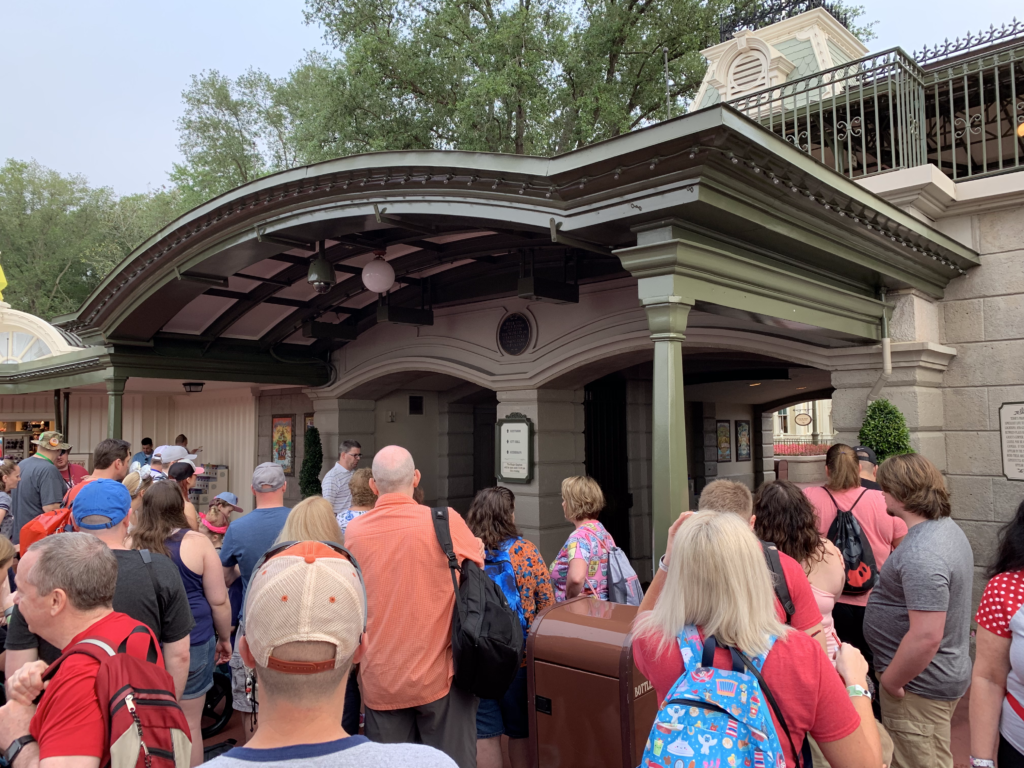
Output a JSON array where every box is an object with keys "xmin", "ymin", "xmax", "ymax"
[{"xmin": 823, "ymin": 488, "xmax": 879, "ymax": 596}]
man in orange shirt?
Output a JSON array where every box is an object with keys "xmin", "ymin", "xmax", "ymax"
[{"xmin": 345, "ymin": 445, "xmax": 484, "ymax": 768}]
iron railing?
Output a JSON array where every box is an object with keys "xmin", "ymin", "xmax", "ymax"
[{"xmin": 727, "ymin": 40, "xmax": 1024, "ymax": 181}]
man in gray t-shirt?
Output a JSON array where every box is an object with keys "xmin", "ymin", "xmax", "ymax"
[
  {"xmin": 9, "ymin": 432, "xmax": 68, "ymax": 545},
  {"xmin": 864, "ymin": 454, "xmax": 974, "ymax": 768}
]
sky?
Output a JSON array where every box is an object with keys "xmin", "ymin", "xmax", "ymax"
[{"xmin": 1, "ymin": 0, "xmax": 1021, "ymax": 196}]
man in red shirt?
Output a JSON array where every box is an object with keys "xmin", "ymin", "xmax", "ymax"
[
  {"xmin": 0, "ymin": 533, "xmax": 162, "ymax": 768},
  {"xmin": 696, "ymin": 479, "xmax": 828, "ymax": 653}
]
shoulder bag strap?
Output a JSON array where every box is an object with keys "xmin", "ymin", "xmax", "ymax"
[
  {"xmin": 822, "ymin": 487, "xmax": 840, "ymax": 511},
  {"xmin": 847, "ymin": 489, "xmax": 869, "ymax": 513},
  {"xmin": 760, "ymin": 541, "xmax": 795, "ymax": 623},
  {"xmin": 731, "ymin": 647, "xmax": 808, "ymax": 768},
  {"xmin": 430, "ymin": 507, "xmax": 461, "ymax": 597}
]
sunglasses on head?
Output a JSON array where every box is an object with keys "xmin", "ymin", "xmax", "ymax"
[{"xmin": 250, "ymin": 540, "xmax": 367, "ymax": 636}]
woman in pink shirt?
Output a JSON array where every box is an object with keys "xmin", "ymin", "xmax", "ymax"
[{"xmin": 803, "ymin": 444, "xmax": 907, "ymax": 680}]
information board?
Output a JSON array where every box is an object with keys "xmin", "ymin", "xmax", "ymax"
[
  {"xmin": 496, "ymin": 412, "xmax": 534, "ymax": 483},
  {"xmin": 1001, "ymin": 402, "xmax": 1024, "ymax": 481}
]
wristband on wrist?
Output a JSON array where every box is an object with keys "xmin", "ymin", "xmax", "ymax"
[
  {"xmin": 0, "ymin": 735, "xmax": 35, "ymax": 768},
  {"xmin": 846, "ymin": 684, "xmax": 870, "ymax": 699},
  {"xmin": 970, "ymin": 759, "xmax": 996, "ymax": 768},
  {"xmin": 658, "ymin": 555, "xmax": 669, "ymax": 573}
]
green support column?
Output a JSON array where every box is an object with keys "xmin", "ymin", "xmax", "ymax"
[
  {"xmin": 106, "ymin": 377, "xmax": 126, "ymax": 440},
  {"xmin": 643, "ymin": 296, "xmax": 692, "ymax": 564}
]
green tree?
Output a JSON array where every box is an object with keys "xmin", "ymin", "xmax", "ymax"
[
  {"xmin": 0, "ymin": 159, "xmax": 188, "ymax": 320},
  {"xmin": 171, "ymin": 0, "xmax": 872, "ymax": 202},
  {"xmin": 858, "ymin": 398, "xmax": 914, "ymax": 461},
  {"xmin": 300, "ymin": 425, "xmax": 324, "ymax": 498}
]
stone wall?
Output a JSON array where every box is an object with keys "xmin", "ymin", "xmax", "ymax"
[{"xmin": 939, "ymin": 205, "xmax": 1024, "ymax": 603}]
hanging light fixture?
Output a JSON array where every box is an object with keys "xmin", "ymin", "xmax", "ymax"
[
  {"xmin": 361, "ymin": 250, "xmax": 396, "ymax": 294},
  {"xmin": 307, "ymin": 240, "xmax": 336, "ymax": 295},
  {"xmin": 182, "ymin": 382, "xmax": 205, "ymax": 393}
]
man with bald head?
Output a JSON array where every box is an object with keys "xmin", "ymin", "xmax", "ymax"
[{"xmin": 345, "ymin": 446, "xmax": 484, "ymax": 768}]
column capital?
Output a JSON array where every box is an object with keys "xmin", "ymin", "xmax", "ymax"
[
  {"xmin": 104, "ymin": 376, "xmax": 127, "ymax": 395},
  {"xmin": 642, "ymin": 297, "xmax": 693, "ymax": 341}
]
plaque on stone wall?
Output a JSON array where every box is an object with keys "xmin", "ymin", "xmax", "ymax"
[
  {"xmin": 498, "ymin": 313, "xmax": 531, "ymax": 356},
  {"xmin": 496, "ymin": 412, "xmax": 534, "ymax": 483},
  {"xmin": 1000, "ymin": 402, "xmax": 1024, "ymax": 481}
]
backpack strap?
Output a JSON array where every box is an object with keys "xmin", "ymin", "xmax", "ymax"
[
  {"xmin": 118, "ymin": 624, "xmax": 160, "ymax": 664},
  {"xmin": 823, "ymin": 487, "xmax": 869, "ymax": 515},
  {"xmin": 760, "ymin": 541, "xmax": 795, "ymax": 623},
  {"xmin": 430, "ymin": 507, "xmax": 461, "ymax": 597}
]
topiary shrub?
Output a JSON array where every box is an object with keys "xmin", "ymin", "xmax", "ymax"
[
  {"xmin": 857, "ymin": 398, "xmax": 914, "ymax": 461},
  {"xmin": 300, "ymin": 425, "xmax": 324, "ymax": 498}
]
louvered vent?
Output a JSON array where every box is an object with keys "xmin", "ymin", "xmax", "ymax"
[{"xmin": 729, "ymin": 53, "xmax": 767, "ymax": 95}]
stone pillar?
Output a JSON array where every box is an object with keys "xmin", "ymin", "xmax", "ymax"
[
  {"xmin": 106, "ymin": 377, "xmax": 126, "ymax": 440},
  {"xmin": 438, "ymin": 402, "xmax": 474, "ymax": 512},
  {"xmin": 311, "ymin": 398, "xmax": 375, "ymax": 476},
  {"xmin": 626, "ymin": 374, "xmax": 653, "ymax": 582},
  {"xmin": 642, "ymin": 296, "xmax": 692, "ymax": 563},
  {"xmin": 496, "ymin": 389, "xmax": 584, "ymax": 563},
  {"xmin": 690, "ymin": 402, "xmax": 718, "ymax": 501},
  {"xmin": 753, "ymin": 410, "xmax": 776, "ymax": 487}
]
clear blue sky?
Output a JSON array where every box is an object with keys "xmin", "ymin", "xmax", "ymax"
[{"xmin": 0, "ymin": 0, "xmax": 1020, "ymax": 195}]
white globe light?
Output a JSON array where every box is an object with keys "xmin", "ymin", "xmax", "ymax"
[{"xmin": 361, "ymin": 257, "xmax": 396, "ymax": 294}]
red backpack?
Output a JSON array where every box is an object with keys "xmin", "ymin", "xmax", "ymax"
[
  {"xmin": 18, "ymin": 478, "xmax": 96, "ymax": 557},
  {"xmin": 42, "ymin": 625, "xmax": 191, "ymax": 768}
]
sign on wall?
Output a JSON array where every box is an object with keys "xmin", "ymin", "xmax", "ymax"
[
  {"xmin": 495, "ymin": 412, "xmax": 534, "ymax": 483},
  {"xmin": 1000, "ymin": 402, "xmax": 1024, "ymax": 481}
]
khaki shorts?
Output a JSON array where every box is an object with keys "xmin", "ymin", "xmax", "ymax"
[{"xmin": 880, "ymin": 687, "xmax": 958, "ymax": 768}]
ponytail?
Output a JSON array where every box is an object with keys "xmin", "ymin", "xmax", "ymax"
[{"xmin": 825, "ymin": 444, "xmax": 860, "ymax": 491}]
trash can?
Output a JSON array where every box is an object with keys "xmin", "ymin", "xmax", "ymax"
[{"xmin": 528, "ymin": 596, "xmax": 658, "ymax": 768}]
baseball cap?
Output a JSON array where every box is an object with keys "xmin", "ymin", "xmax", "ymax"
[
  {"xmin": 211, "ymin": 492, "xmax": 242, "ymax": 513},
  {"xmin": 72, "ymin": 479, "xmax": 132, "ymax": 529},
  {"xmin": 853, "ymin": 445, "xmax": 878, "ymax": 465},
  {"xmin": 252, "ymin": 462, "xmax": 286, "ymax": 492},
  {"xmin": 151, "ymin": 446, "xmax": 170, "ymax": 462},
  {"xmin": 168, "ymin": 460, "xmax": 205, "ymax": 480},
  {"xmin": 31, "ymin": 431, "xmax": 71, "ymax": 451},
  {"xmin": 244, "ymin": 541, "xmax": 365, "ymax": 673},
  {"xmin": 161, "ymin": 445, "xmax": 197, "ymax": 463}
]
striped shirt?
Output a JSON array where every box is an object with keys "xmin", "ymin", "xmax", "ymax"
[{"xmin": 321, "ymin": 463, "xmax": 353, "ymax": 518}]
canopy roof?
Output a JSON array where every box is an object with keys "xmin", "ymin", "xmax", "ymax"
[{"xmin": 36, "ymin": 105, "xmax": 976, "ymax": 392}]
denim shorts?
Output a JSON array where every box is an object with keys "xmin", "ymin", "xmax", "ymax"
[
  {"xmin": 476, "ymin": 666, "xmax": 529, "ymax": 740},
  {"xmin": 182, "ymin": 635, "xmax": 217, "ymax": 700}
]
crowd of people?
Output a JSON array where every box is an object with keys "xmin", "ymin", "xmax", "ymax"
[{"xmin": 0, "ymin": 430, "xmax": 1020, "ymax": 768}]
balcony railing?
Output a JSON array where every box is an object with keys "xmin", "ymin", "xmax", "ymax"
[{"xmin": 727, "ymin": 40, "xmax": 1024, "ymax": 181}]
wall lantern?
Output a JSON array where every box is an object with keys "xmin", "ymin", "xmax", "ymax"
[
  {"xmin": 183, "ymin": 382, "xmax": 205, "ymax": 394},
  {"xmin": 307, "ymin": 240, "xmax": 336, "ymax": 295},
  {"xmin": 361, "ymin": 250, "xmax": 396, "ymax": 294}
]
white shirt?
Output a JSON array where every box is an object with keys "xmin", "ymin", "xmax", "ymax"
[{"xmin": 321, "ymin": 463, "xmax": 353, "ymax": 518}]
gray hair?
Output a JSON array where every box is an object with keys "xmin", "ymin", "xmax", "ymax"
[
  {"xmin": 371, "ymin": 446, "xmax": 415, "ymax": 494},
  {"xmin": 340, "ymin": 440, "xmax": 361, "ymax": 455},
  {"xmin": 27, "ymin": 534, "xmax": 117, "ymax": 611}
]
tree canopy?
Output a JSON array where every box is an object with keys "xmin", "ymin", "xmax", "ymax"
[{"xmin": 1, "ymin": 0, "xmax": 870, "ymax": 318}]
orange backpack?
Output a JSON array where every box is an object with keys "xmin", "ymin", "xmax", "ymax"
[{"xmin": 18, "ymin": 477, "xmax": 94, "ymax": 557}]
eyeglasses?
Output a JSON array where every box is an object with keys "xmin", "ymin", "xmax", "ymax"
[
  {"xmin": 57, "ymin": 450, "xmax": 69, "ymax": 457},
  {"xmin": 349, "ymin": 453, "xmax": 362, "ymax": 460},
  {"xmin": 251, "ymin": 540, "xmax": 367, "ymax": 636}
]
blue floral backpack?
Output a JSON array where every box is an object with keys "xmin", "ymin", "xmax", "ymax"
[
  {"xmin": 639, "ymin": 625, "xmax": 803, "ymax": 768},
  {"xmin": 485, "ymin": 539, "xmax": 528, "ymax": 646}
]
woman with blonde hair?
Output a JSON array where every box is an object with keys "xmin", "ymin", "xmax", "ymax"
[
  {"xmin": 632, "ymin": 511, "xmax": 882, "ymax": 768},
  {"xmin": 803, "ymin": 443, "xmax": 906, "ymax": 677},
  {"xmin": 550, "ymin": 476, "xmax": 615, "ymax": 601},
  {"xmin": 122, "ymin": 469, "xmax": 153, "ymax": 528},
  {"xmin": 275, "ymin": 495, "xmax": 343, "ymax": 545}
]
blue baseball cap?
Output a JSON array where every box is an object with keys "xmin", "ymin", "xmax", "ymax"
[
  {"xmin": 72, "ymin": 479, "xmax": 132, "ymax": 530},
  {"xmin": 211, "ymin": 492, "xmax": 242, "ymax": 513}
]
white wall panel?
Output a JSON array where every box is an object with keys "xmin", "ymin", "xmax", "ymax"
[{"xmin": 170, "ymin": 388, "xmax": 257, "ymax": 512}]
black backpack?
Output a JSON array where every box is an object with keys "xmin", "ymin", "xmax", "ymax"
[
  {"xmin": 823, "ymin": 488, "xmax": 879, "ymax": 596},
  {"xmin": 760, "ymin": 540, "xmax": 796, "ymax": 623},
  {"xmin": 431, "ymin": 507, "xmax": 523, "ymax": 699}
]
